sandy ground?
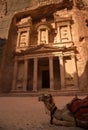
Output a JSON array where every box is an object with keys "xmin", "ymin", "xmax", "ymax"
[{"xmin": 0, "ymin": 96, "xmax": 86, "ymax": 130}]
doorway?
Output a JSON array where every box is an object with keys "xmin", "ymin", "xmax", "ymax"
[{"xmin": 42, "ymin": 70, "xmax": 50, "ymax": 88}]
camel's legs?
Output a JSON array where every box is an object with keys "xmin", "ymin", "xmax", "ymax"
[
  {"xmin": 53, "ymin": 118, "xmax": 76, "ymax": 127},
  {"xmin": 61, "ymin": 107, "xmax": 75, "ymax": 122},
  {"xmin": 62, "ymin": 111, "xmax": 75, "ymax": 122}
]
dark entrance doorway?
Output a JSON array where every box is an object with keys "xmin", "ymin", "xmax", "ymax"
[{"xmin": 42, "ymin": 70, "xmax": 50, "ymax": 88}]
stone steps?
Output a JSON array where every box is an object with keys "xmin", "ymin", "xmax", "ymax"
[{"xmin": 0, "ymin": 90, "xmax": 88, "ymax": 97}]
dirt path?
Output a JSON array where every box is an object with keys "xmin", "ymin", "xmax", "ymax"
[{"xmin": 0, "ymin": 96, "xmax": 86, "ymax": 130}]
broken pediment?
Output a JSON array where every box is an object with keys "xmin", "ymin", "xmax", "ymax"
[
  {"xmin": 16, "ymin": 16, "xmax": 32, "ymax": 27},
  {"xmin": 54, "ymin": 8, "xmax": 72, "ymax": 22},
  {"xmin": 36, "ymin": 18, "xmax": 52, "ymax": 31},
  {"xmin": 14, "ymin": 0, "xmax": 73, "ymax": 23}
]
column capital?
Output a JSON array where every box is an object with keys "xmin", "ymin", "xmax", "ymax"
[
  {"xmin": 17, "ymin": 30, "xmax": 21, "ymax": 33},
  {"xmin": 34, "ymin": 57, "xmax": 38, "ymax": 60},
  {"xmin": 49, "ymin": 56, "xmax": 53, "ymax": 59},
  {"xmin": 59, "ymin": 54, "xmax": 63, "ymax": 59},
  {"xmin": 59, "ymin": 55, "xmax": 64, "ymax": 62},
  {"xmin": 24, "ymin": 58, "xmax": 28, "ymax": 62},
  {"xmin": 14, "ymin": 58, "xmax": 18, "ymax": 62},
  {"xmin": 34, "ymin": 57, "xmax": 38, "ymax": 63},
  {"xmin": 71, "ymin": 54, "xmax": 76, "ymax": 59}
]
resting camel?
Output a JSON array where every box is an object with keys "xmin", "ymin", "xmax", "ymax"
[{"xmin": 39, "ymin": 94, "xmax": 88, "ymax": 129}]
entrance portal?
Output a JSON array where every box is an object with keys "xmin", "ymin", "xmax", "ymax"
[{"xmin": 42, "ymin": 70, "xmax": 50, "ymax": 88}]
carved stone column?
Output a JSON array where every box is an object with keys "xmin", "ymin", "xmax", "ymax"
[
  {"xmin": 33, "ymin": 58, "xmax": 38, "ymax": 91},
  {"xmin": 38, "ymin": 30, "xmax": 40, "ymax": 45},
  {"xmin": 12, "ymin": 60, "xmax": 18, "ymax": 91},
  {"xmin": 23, "ymin": 59, "xmax": 28, "ymax": 91},
  {"xmin": 71, "ymin": 54, "xmax": 79, "ymax": 89},
  {"xmin": 49, "ymin": 57, "xmax": 54, "ymax": 90},
  {"xmin": 27, "ymin": 29, "xmax": 30, "ymax": 46},
  {"xmin": 67, "ymin": 24, "xmax": 72, "ymax": 41},
  {"xmin": 16, "ymin": 31, "xmax": 20, "ymax": 47},
  {"xmin": 59, "ymin": 55, "xmax": 65, "ymax": 89},
  {"xmin": 57, "ymin": 26, "xmax": 61, "ymax": 42},
  {"xmin": 73, "ymin": 0, "xmax": 77, "ymax": 7},
  {"xmin": 46, "ymin": 29, "xmax": 48, "ymax": 44}
]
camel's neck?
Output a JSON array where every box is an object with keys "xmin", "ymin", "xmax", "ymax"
[{"xmin": 44, "ymin": 101, "xmax": 57, "ymax": 112}]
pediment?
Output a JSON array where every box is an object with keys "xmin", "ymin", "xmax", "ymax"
[
  {"xmin": 15, "ymin": 44, "xmax": 61, "ymax": 55},
  {"xmin": 26, "ymin": 44, "xmax": 60, "ymax": 52},
  {"xmin": 16, "ymin": 16, "xmax": 32, "ymax": 27},
  {"xmin": 15, "ymin": 44, "xmax": 76, "ymax": 56}
]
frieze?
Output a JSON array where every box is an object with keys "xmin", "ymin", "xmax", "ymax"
[
  {"xmin": 14, "ymin": 49, "xmax": 76, "ymax": 61},
  {"xmin": 15, "ymin": 44, "xmax": 76, "ymax": 57}
]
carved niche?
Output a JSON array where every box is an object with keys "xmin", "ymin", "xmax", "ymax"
[
  {"xmin": 36, "ymin": 18, "xmax": 52, "ymax": 45},
  {"xmin": 0, "ymin": 0, "xmax": 7, "ymax": 18},
  {"xmin": 54, "ymin": 9, "xmax": 72, "ymax": 43},
  {"xmin": 16, "ymin": 16, "xmax": 32, "ymax": 51}
]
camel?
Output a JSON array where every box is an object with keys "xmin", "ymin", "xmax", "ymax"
[{"xmin": 38, "ymin": 94, "xmax": 88, "ymax": 129}]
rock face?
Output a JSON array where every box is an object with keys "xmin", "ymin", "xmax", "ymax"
[{"xmin": 0, "ymin": 0, "xmax": 88, "ymax": 94}]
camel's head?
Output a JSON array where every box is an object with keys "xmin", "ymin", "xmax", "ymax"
[
  {"xmin": 38, "ymin": 93, "xmax": 53, "ymax": 103},
  {"xmin": 39, "ymin": 94, "xmax": 55, "ymax": 112}
]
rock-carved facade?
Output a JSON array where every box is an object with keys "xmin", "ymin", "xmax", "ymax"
[
  {"xmin": 0, "ymin": 0, "xmax": 88, "ymax": 94},
  {"xmin": 11, "ymin": 8, "xmax": 81, "ymax": 92}
]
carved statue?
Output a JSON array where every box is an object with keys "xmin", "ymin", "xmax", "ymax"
[
  {"xmin": 0, "ymin": 0, "xmax": 7, "ymax": 17},
  {"xmin": 73, "ymin": 0, "xmax": 85, "ymax": 9}
]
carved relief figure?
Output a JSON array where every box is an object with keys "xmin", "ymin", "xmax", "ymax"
[{"xmin": 0, "ymin": 0, "xmax": 7, "ymax": 17}]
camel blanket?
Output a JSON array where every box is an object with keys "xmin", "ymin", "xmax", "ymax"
[{"xmin": 67, "ymin": 96, "xmax": 88, "ymax": 128}]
